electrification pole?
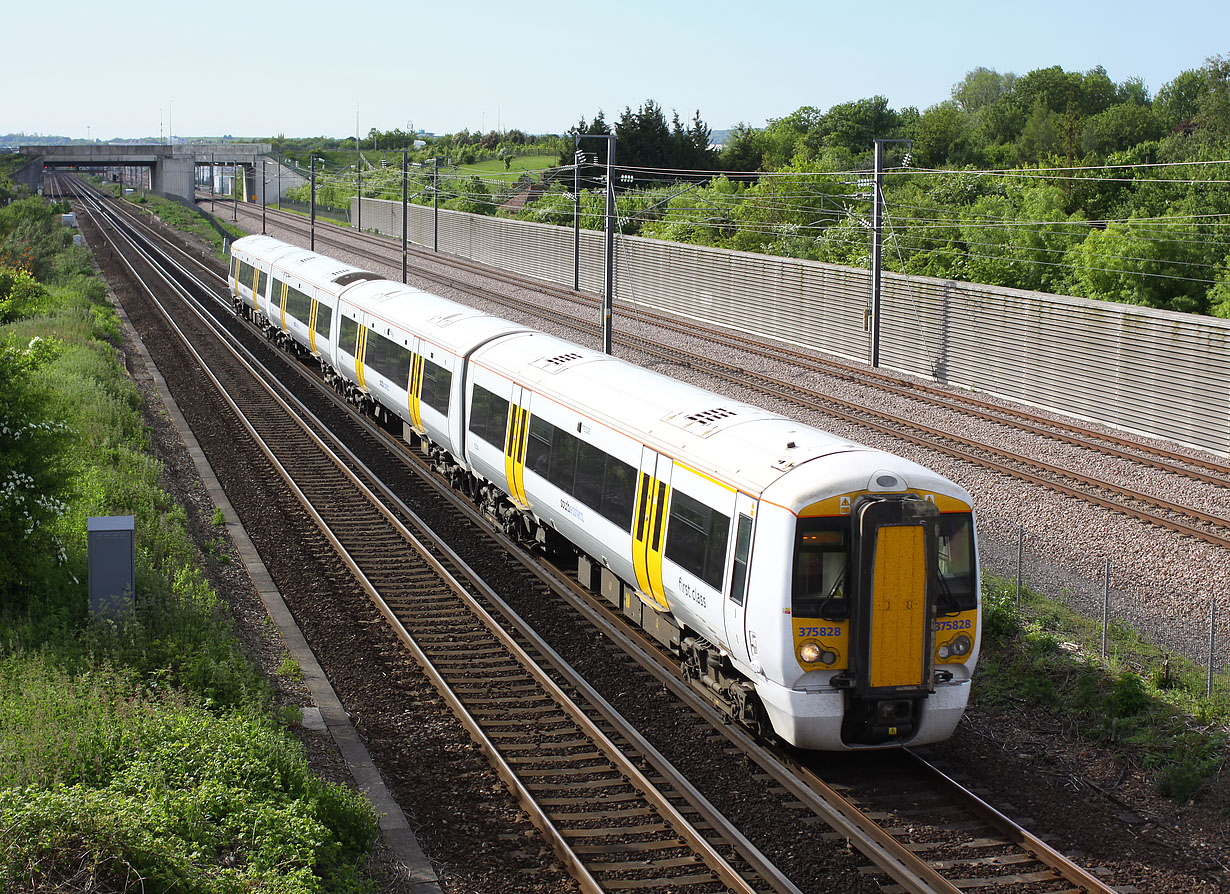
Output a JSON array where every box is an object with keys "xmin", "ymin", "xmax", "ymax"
[
  {"xmin": 577, "ymin": 133, "xmax": 617, "ymax": 354},
  {"xmin": 870, "ymin": 140, "xmax": 884, "ymax": 368},
  {"xmin": 573, "ymin": 144, "xmax": 582, "ymax": 291},
  {"xmin": 432, "ymin": 156, "xmax": 440, "ymax": 253},
  {"xmin": 261, "ymin": 159, "xmax": 266, "ymax": 235},
  {"xmin": 869, "ymin": 138, "xmax": 910, "ymax": 369},
  {"xmin": 602, "ymin": 136, "xmax": 616, "ymax": 354},
  {"xmin": 310, "ymin": 156, "xmax": 316, "ymax": 252},
  {"xmin": 401, "ymin": 150, "xmax": 408, "ymax": 283}
]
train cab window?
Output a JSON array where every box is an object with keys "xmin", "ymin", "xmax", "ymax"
[
  {"xmin": 229, "ymin": 256, "xmax": 238, "ymax": 279},
  {"xmin": 314, "ymin": 301, "xmax": 332, "ymax": 340},
  {"xmin": 793, "ymin": 518, "xmax": 849, "ymax": 620},
  {"xmin": 420, "ymin": 358, "xmax": 452, "ymax": 415},
  {"xmin": 936, "ymin": 513, "xmax": 977, "ymax": 613},
  {"xmin": 665, "ymin": 491, "xmax": 730, "ymax": 590},
  {"xmin": 469, "ymin": 385, "xmax": 510, "ymax": 446},
  {"xmin": 339, "ymin": 316, "xmax": 359, "ymax": 356}
]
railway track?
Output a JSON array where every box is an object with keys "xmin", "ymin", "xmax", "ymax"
[
  {"xmin": 220, "ymin": 198, "xmax": 1230, "ymax": 553},
  {"xmin": 61, "ymin": 175, "xmax": 1131, "ymax": 893},
  {"xmin": 69, "ymin": 179, "xmax": 792, "ymax": 894}
]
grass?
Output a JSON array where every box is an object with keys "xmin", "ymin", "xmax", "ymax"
[
  {"xmin": 975, "ymin": 573, "xmax": 1229, "ymax": 805},
  {"xmin": 0, "ymin": 193, "xmax": 379, "ymax": 891},
  {"xmin": 454, "ymin": 153, "xmax": 559, "ymax": 181}
]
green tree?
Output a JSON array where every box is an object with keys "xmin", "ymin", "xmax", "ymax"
[
  {"xmin": 1018, "ymin": 98, "xmax": 1060, "ymax": 161},
  {"xmin": 952, "ymin": 67, "xmax": 1017, "ymax": 111},
  {"xmin": 911, "ymin": 103, "xmax": 974, "ymax": 167},
  {"xmin": 1081, "ymin": 104, "xmax": 1166, "ymax": 155}
]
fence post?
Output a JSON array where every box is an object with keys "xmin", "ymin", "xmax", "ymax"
[
  {"xmin": 1101, "ymin": 557, "xmax": 1111, "ymax": 657},
  {"xmin": 1209, "ymin": 597, "xmax": 1217, "ymax": 698},
  {"xmin": 1015, "ymin": 525, "xmax": 1023, "ymax": 611}
]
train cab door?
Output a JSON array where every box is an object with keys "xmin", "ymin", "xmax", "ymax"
[
  {"xmin": 631, "ymin": 448, "xmax": 673, "ymax": 611},
  {"xmin": 723, "ymin": 494, "xmax": 757, "ymax": 664},
  {"xmin": 851, "ymin": 496, "xmax": 939, "ymax": 696}
]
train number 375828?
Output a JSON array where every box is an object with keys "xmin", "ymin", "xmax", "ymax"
[
  {"xmin": 797, "ymin": 626, "xmax": 842, "ymax": 638},
  {"xmin": 934, "ymin": 618, "xmax": 972, "ymax": 631}
]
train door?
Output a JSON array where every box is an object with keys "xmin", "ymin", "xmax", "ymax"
[
  {"xmin": 631, "ymin": 448, "xmax": 673, "ymax": 611},
  {"xmin": 502, "ymin": 384, "xmax": 530, "ymax": 508},
  {"xmin": 851, "ymin": 496, "xmax": 938, "ymax": 694},
  {"xmin": 722, "ymin": 494, "xmax": 757, "ymax": 664},
  {"xmin": 406, "ymin": 339, "xmax": 426, "ymax": 433}
]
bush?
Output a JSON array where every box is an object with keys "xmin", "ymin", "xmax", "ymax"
[{"xmin": 1110, "ymin": 670, "xmax": 1150, "ymax": 718}]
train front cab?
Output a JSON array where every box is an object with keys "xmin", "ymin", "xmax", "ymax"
[{"xmin": 756, "ymin": 490, "xmax": 978, "ymax": 750}]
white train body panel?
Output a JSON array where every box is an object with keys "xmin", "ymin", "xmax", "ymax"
[{"xmin": 228, "ymin": 236, "xmax": 982, "ymax": 751}]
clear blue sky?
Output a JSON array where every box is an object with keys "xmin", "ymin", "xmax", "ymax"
[{"xmin": 6, "ymin": 0, "xmax": 1228, "ymax": 141}]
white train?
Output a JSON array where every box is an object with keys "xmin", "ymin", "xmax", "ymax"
[{"xmin": 229, "ymin": 235, "xmax": 980, "ymax": 750}]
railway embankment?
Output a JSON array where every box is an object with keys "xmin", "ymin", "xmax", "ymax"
[{"xmin": 0, "ymin": 191, "xmax": 384, "ymax": 892}]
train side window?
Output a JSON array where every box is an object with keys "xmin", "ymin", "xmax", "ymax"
[
  {"xmin": 229, "ymin": 256, "xmax": 238, "ymax": 279},
  {"xmin": 468, "ymin": 384, "xmax": 509, "ymax": 446},
  {"xmin": 665, "ymin": 490, "xmax": 730, "ymax": 590},
  {"xmin": 729, "ymin": 514, "xmax": 753, "ymax": 606},
  {"xmin": 421, "ymin": 358, "xmax": 452, "ymax": 414},
  {"xmin": 367, "ymin": 331, "xmax": 412, "ymax": 385},
  {"xmin": 793, "ymin": 518, "xmax": 849, "ymax": 620},
  {"xmin": 314, "ymin": 301, "xmax": 332, "ymax": 340},
  {"xmin": 339, "ymin": 316, "xmax": 359, "ymax": 356},
  {"xmin": 526, "ymin": 416, "xmax": 552, "ymax": 478},
  {"xmin": 936, "ymin": 513, "xmax": 977, "ymax": 612},
  {"xmin": 600, "ymin": 455, "xmax": 636, "ymax": 530},
  {"xmin": 254, "ymin": 268, "xmax": 267, "ymax": 298},
  {"xmin": 574, "ymin": 439, "xmax": 604, "ymax": 508},
  {"xmin": 285, "ymin": 285, "xmax": 312, "ymax": 323},
  {"xmin": 548, "ymin": 426, "xmax": 579, "ymax": 493}
]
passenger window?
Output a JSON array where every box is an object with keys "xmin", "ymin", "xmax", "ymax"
[
  {"xmin": 665, "ymin": 490, "xmax": 730, "ymax": 590},
  {"xmin": 339, "ymin": 316, "xmax": 359, "ymax": 355},
  {"xmin": 469, "ymin": 385, "xmax": 509, "ymax": 446},
  {"xmin": 314, "ymin": 302, "xmax": 332, "ymax": 340}
]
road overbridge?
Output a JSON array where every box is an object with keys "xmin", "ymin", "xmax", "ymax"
[{"xmin": 14, "ymin": 143, "xmax": 288, "ymax": 202}]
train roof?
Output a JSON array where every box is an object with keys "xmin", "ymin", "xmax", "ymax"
[
  {"xmin": 232, "ymin": 235, "xmax": 381, "ymax": 295},
  {"xmin": 339, "ymin": 278, "xmax": 532, "ymax": 356},
  {"xmin": 472, "ymin": 330, "xmax": 874, "ymax": 495}
]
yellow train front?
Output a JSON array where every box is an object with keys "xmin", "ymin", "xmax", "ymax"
[{"xmin": 735, "ymin": 454, "xmax": 978, "ymax": 750}]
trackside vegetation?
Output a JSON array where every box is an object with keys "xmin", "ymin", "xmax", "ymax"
[
  {"xmin": 0, "ymin": 184, "xmax": 379, "ymax": 892},
  {"xmin": 972, "ymin": 573, "xmax": 1229, "ymax": 806}
]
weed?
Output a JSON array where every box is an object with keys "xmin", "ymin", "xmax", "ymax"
[
  {"xmin": 278, "ymin": 654, "xmax": 304, "ymax": 682},
  {"xmin": 211, "ymin": 507, "xmax": 226, "ymax": 526}
]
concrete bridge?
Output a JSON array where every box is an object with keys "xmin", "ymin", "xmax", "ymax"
[{"xmin": 13, "ymin": 142, "xmax": 286, "ymax": 201}]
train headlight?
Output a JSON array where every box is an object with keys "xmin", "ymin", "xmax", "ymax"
[
  {"xmin": 800, "ymin": 641, "xmax": 838, "ymax": 666},
  {"xmin": 937, "ymin": 643, "xmax": 951, "ymax": 659},
  {"xmin": 951, "ymin": 634, "xmax": 972, "ymax": 656}
]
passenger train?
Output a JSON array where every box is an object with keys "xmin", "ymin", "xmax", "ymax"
[{"xmin": 228, "ymin": 235, "xmax": 980, "ymax": 750}]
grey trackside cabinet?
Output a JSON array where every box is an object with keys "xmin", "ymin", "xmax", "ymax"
[{"xmin": 88, "ymin": 515, "xmax": 135, "ymax": 620}]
